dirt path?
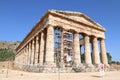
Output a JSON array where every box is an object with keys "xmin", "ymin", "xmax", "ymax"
[{"xmin": 0, "ymin": 69, "xmax": 120, "ymax": 80}]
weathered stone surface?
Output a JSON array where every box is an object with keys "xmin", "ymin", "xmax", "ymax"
[
  {"xmin": 45, "ymin": 26, "xmax": 55, "ymax": 67},
  {"xmin": 84, "ymin": 35, "xmax": 92, "ymax": 64},
  {"xmin": 100, "ymin": 39, "xmax": 108, "ymax": 65},
  {"xmin": 35, "ymin": 35, "xmax": 39, "ymax": 65},
  {"xmin": 74, "ymin": 32, "xmax": 81, "ymax": 66},
  {"xmin": 15, "ymin": 10, "xmax": 109, "ymax": 73},
  {"xmin": 39, "ymin": 32, "xmax": 45, "ymax": 65},
  {"xmin": 92, "ymin": 37, "xmax": 100, "ymax": 64}
]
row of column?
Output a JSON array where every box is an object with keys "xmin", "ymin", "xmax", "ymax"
[
  {"xmin": 16, "ymin": 25, "xmax": 55, "ymax": 66},
  {"xmin": 74, "ymin": 33, "xmax": 108, "ymax": 66},
  {"xmin": 16, "ymin": 25, "xmax": 108, "ymax": 67},
  {"xmin": 28, "ymin": 32, "xmax": 45, "ymax": 65},
  {"xmin": 59, "ymin": 29, "xmax": 108, "ymax": 67}
]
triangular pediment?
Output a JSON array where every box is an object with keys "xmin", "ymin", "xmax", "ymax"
[{"xmin": 49, "ymin": 10, "xmax": 105, "ymax": 31}]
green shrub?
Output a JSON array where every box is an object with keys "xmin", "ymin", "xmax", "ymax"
[{"xmin": 0, "ymin": 49, "xmax": 15, "ymax": 61}]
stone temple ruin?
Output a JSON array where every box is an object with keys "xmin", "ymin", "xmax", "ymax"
[{"xmin": 14, "ymin": 10, "xmax": 109, "ymax": 72}]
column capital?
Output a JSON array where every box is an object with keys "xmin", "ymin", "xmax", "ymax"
[
  {"xmin": 47, "ymin": 25, "xmax": 54, "ymax": 29},
  {"xmin": 26, "ymin": 45, "xmax": 28, "ymax": 50},
  {"xmin": 36, "ymin": 35, "xmax": 39, "ymax": 41},
  {"xmin": 98, "ymin": 37, "xmax": 106, "ymax": 41},
  {"xmin": 68, "ymin": 29, "xmax": 76, "ymax": 33},
  {"xmin": 47, "ymin": 25, "xmax": 54, "ymax": 35},
  {"xmin": 83, "ymin": 33, "xmax": 90, "ymax": 38},
  {"xmin": 92, "ymin": 36, "xmax": 98, "ymax": 42},
  {"xmin": 91, "ymin": 35, "xmax": 97, "ymax": 38},
  {"xmin": 31, "ymin": 38, "xmax": 34, "ymax": 43},
  {"xmin": 28, "ymin": 42, "xmax": 31, "ymax": 48},
  {"xmin": 100, "ymin": 38, "xmax": 105, "ymax": 40},
  {"xmin": 73, "ymin": 31, "xmax": 79, "ymax": 34}
]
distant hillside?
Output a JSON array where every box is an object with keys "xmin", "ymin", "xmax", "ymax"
[{"xmin": 0, "ymin": 41, "xmax": 20, "ymax": 50}]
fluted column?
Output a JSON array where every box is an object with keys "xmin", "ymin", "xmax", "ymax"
[
  {"xmin": 20, "ymin": 51, "xmax": 22, "ymax": 64},
  {"xmin": 92, "ymin": 37, "xmax": 100, "ymax": 64},
  {"xmin": 27, "ymin": 44, "xmax": 30, "ymax": 65},
  {"xmin": 26, "ymin": 45, "xmax": 28, "ymax": 65},
  {"xmin": 100, "ymin": 39, "xmax": 108, "ymax": 65},
  {"xmin": 60, "ymin": 29, "xmax": 65, "ymax": 67},
  {"xmin": 29, "ymin": 42, "xmax": 32, "ymax": 64},
  {"xmin": 40, "ymin": 32, "xmax": 45, "ymax": 65},
  {"xmin": 35, "ymin": 35, "xmax": 39, "ymax": 65},
  {"xmin": 31, "ymin": 40, "xmax": 35, "ymax": 65},
  {"xmin": 22, "ymin": 50, "xmax": 25, "ymax": 64},
  {"xmin": 46, "ymin": 26, "xmax": 55, "ymax": 67},
  {"xmin": 84, "ymin": 35, "xmax": 92, "ymax": 64},
  {"xmin": 74, "ymin": 32, "xmax": 81, "ymax": 66},
  {"xmin": 25, "ymin": 46, "xmax": 28, "ymax": 64}
]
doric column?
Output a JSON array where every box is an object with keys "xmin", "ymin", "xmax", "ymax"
[
  {"xmin": 29, "ymin": 42, "xmax": 32, "ymax": 64},
  {"xmin": 100, "ymin": 39, "xmax": 108, "ymax": 65},
  {"xmin": 40, "ymin": 32, "xmax": 45, "ymax": 65},
  {"xmin": 84, "ymin": 35, "xmax": 92, "ymax": 64},
  {"xmin": 35, "ymin": 35, "xmax": 39, "ymax": 65},
  {"xmin": 60, "ymin": 29, "xmax": 65, "ymax": 67},
  {"xmin": 92, "ymin": 37, "xmax": 100, "ymax": 64},
  {"xmin": 45, "ymin": 26, "xmax": 55, "ymax": 67},
  {"xmin": 27, "ymin": 43, "xmax": 30, "ymax": 65},
  {"xmin": 26, "ymin": 45, "xmax": 28, "ymax": 65},
  {"xmin": 20, "ymin": 51, "xmax": 23, "ymax": 65},
  {"xmin": 25, "ymin": 48, "xmax": 27, "ymax": 64},
  {"xmin": 25, "ymin": 46, "xmax": 28, "ymax": 65},
  {"xmin": 31, "ymin": 40, "xmax": 35, "ymax": 65},
  {"xmin": 22, "ymin": 50, "xmax": 25, "ymax": 64},
  {"xmin": 73, "ymin": 32, "xmax": 81, "ymax": 66}
]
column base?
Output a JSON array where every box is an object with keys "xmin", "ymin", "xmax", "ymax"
[
  {"xmin": 43, "ymin": 62, "xmax": 56, "ymax": 68},
  {"xmin": 42, "ymin": 62, "xmax": 56, "ymax": 73},
  {"xmin": 59, "ymin": 62, "xmax": 65, "ymax": 68},
  {"xmin": 84, "ymin": 63, "xmax": 94, "ymax": 68},
  {"xmin": 72, "ymin": 63, "xmax": 99, "ymax": 72},
  {"xmin": 104, "ymin": 63, "xmax": 109, "ymax": 67},
  {"xmin": 17, "ymin": 63, "xmax": 115, "ymax": 73}
]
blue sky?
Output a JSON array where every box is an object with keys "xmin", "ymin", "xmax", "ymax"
[{"xmin": 0, "ymin": 0, "xmax": 120, "ymax": 61}]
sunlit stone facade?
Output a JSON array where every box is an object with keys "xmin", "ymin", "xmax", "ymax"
[{"xmin": 15, "ymin": 10, "xmax": 108, "ymax": 72}]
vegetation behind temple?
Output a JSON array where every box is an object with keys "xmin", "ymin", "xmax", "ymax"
[
  {"xmin": 81, "ymin": 52, "xmax": 120, "ymax": 65},
  {"xmin": 0, "ymin": 41, "xmax": 20, "ymax": 61},
  {"xmin": 0, "ymin": 48, "xmax": 15, "ymax": 61}
]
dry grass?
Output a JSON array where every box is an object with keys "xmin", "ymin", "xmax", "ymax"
[
  {"xmin": 0, "ymin": 69, "xmax": 120, "ymax": 80},
  {"xmin": 111, "ymin": 64, "xmax": 120, "ymax": 71},
  {"xmin": 0, "ymin": 61, "xmax": 120, "ymax": 80}
]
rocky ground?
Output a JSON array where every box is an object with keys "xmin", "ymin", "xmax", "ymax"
[
  {"xmin": 0, "ymin": 69, "xmax": 120, "ymax": 80},
  {"xmin": 0, "ymin": 61, "xmax": 120, "ymax": 80}
]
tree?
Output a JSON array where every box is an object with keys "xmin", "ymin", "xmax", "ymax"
[
  {"xmin": 81, "ymin": 53, "xmax": 85, "ymax": 63},
  {"xmin": 107, "ymin": 52, "xmax": 112, "ymax": 63},
  {"xmin": 0, "ymin": 49, "xmax": 15, "ymax": 61},
  {"xmin": 81, "ymin": 52, "xmax": 112, "ymax": 64},
  {"xmin": 100, "ymin": 52, "xmax": 112, "ymax": 64}
]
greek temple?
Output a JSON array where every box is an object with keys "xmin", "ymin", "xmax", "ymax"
[{"xmin": 15, "ymin": 10, "xmax": 108, "ymax": 72}]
